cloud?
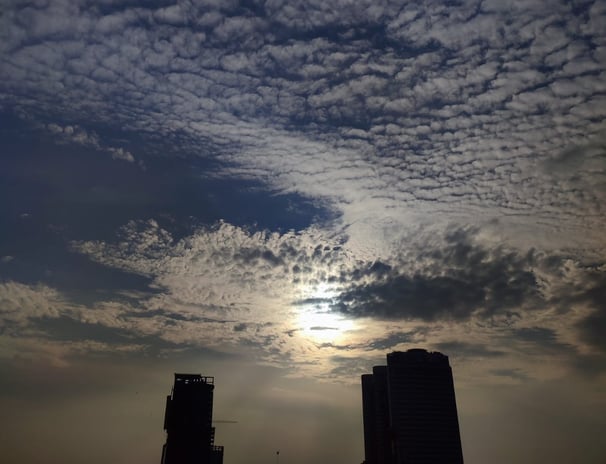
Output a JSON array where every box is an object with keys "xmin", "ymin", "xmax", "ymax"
[
  {"xmin": 66, "ymin": 220, "xmax": 606, "ymax": 374},
  {"xmin": 332, "ymin": 228, "xmax": 542, "ymax": 321},
  {"xmin": 568, "ymin": 266, "xmax": 606, "ymax": 352},
  {"xmin": 0, "ymin": 281, "xmax": 69, "ymax": 333},
  {"xmin": 46, "ymin": 123, "xmax": 135, "ymax": 163},
  {"xmin": 0, "ymin": 0, "xmax": 603, "ymax": 255},
  {"xmin": 233, "ymin": 322, "xmax": 248, "ymax": 332},
  {"xmin": 1, "ymin": 3, "xmax": 605, "ymax": 462},
  {"xmin": 434, "ymin": 341, "xmax": 506, "ymax": 359},
  {"xmin": 0, "ymin": 281, "xmax": 142, "ymax": 365},
  {"xmin": 537, "ymin": 259, "xmax": 606, "ymax": 353},
  {"xmin": 576, "ymin": 309, "xmax": 606, "ymax": 352},
  {"xmin": 1, "ymin": 219, "xmax": 603, "ymax": 382},
  {"xmin": 364, "ymin": 330, "xmax": 427, "ymax": 351},
  {"xmin": 511, "ymin": 327, "xmax": 569, "ymax": 353},
  {"xmin": 69, "ymin": 219, "xmax": 361, "ymax": 365},
  {"xmin": 1, "ymin": 0, "xmax": 605, "ymax": 385}
]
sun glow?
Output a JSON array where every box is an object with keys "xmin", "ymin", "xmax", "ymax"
[{"xmin": 295, "ymin": 283, "xmax": 355, "ymax": 343}]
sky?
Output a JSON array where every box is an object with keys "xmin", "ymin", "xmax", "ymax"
[{"xmin": 0, "ymin": 0, "xmax": 605, "ymax": 463}]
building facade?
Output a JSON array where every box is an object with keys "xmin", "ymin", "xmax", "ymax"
[
  {"xmin": 362, "ymin": 349, "xmax": 464, "ymax": 464},
  {"xmin": 161, "ymin": 373, "xmax": 224, "ymax": 464}
]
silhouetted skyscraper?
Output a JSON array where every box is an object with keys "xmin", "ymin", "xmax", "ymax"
[
  {"xmin": 362, "ymin": 349, "xmax": 464, "ymax": 464},
  {"xmin": 161, "ymin": 373, "xmax": 224, "ymax": 464}
]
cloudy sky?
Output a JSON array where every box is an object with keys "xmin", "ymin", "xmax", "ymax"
[{"xmin": 1, "ymin": 0, "xmax": 605, "ymax": 463}]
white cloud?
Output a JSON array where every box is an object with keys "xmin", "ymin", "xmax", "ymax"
[
  {"xmin": 64, "ymin": 219, "xmax": 605, "ymax": 378},
  {"xmin": 2, "ymin": 1, "xmax": 603, "ymax": 252},
  {"xmin": 0, "ymin": 0, "xmax": 604, "ymax": 373},
  {"xmin": 45, "ymin": 123, "xmax": 136, "ymax": 163}
]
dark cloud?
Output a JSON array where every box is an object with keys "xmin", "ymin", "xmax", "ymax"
[
  {"xmin": 365, "ymin": 330, "xmax": 423, "ymax": 351},
  {"xmin": 346, "ymin": 260, "xmax": 393, "ymax": 281},
  {"xmin": 329, "ymin": 227, "xmax": 606, "ymax": 334},
  {"xmin": 434, "ymin": 341, "xmax": 505, "ymax": 359},
  {"xmin": 576, "ymin": 309, "xmax": 606, "ymax": 352},
  {"xmin": 570, "ymin": 352, "xmax": 606, "ymax": 377},
  {"xmin": 335, "ymin": 273, "xmax": 486, "ymax": 320},
  {"xmin": 124, "ymin": 307, "xmax": 233, "ymax": 325},
  {"xmin": 545, "ymin": 263, "xmax": 606, "ymax": 352},
  {"xmin": 234, "ymin": 247, "xmax": 286, "ymax": 267},
  {"xmin": 309, "ymin": 326, "xmax": 338, "ymax": 331},
  {"xmin": 512, "ymin": 327, "xmax": 562, "ymax": 346},
  {"xmin": 509, "ymin": 326, "xmax": 606, "ymax": 376},
  {"xmin": 292, "ymin": 297, "xmax": 334, "ymax": 306},
  {"xmin": 329, "ymin": 355, "xmax": 378, "ymax": 378},
  {"xmin": 333, "ymin": 229, "xmax": 542, "ymax": 321}
]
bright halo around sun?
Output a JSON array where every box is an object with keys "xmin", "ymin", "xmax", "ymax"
[{"xmin": 295, "ymin": 283, "xmax": 356, "ymax": 343}]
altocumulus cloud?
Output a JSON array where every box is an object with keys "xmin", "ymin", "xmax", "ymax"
[
  {"xmin": 0, "ymin": 0, "xmax": 604, "ymax": 379},
  {"xmin": 0, "ymin": 0, "xmax": 604, "ymax": 252},
  {"xmin": 67, "ymin": 222, "xmax": 606, "ymax": 376},
  {"xmin": 46, "ymin": 123, "xmax": 136, "ymax": 163},
  {"xmin": 1, "ymin": 2, "xmax": 606, "ymax": 462}
]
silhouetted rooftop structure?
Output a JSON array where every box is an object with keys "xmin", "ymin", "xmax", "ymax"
[
  {"xmin": 161, "ymin": 373, "xmax": 224, "ymax": 464},
  {"xmin": 362, "ymin": 349, "xmax": 464, "ymax": 464}
]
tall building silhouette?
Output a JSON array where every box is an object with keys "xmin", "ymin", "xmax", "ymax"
[
  {"xmin": 362, "ymin": 349, "xmax": 464, "ymax": 464},
  {"xmin": 161, "ymin": 373, "xmax": 224, "ymax": 464}
]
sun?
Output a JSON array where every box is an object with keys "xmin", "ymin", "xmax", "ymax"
[{"xmin": 295, "ymin": 283, "xmax": 355, "ymax": 343}]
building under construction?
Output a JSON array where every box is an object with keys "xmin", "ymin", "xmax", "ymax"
[{"xmin": 161, "ymin": 373, "xmax": 224, "ymax": 464}]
